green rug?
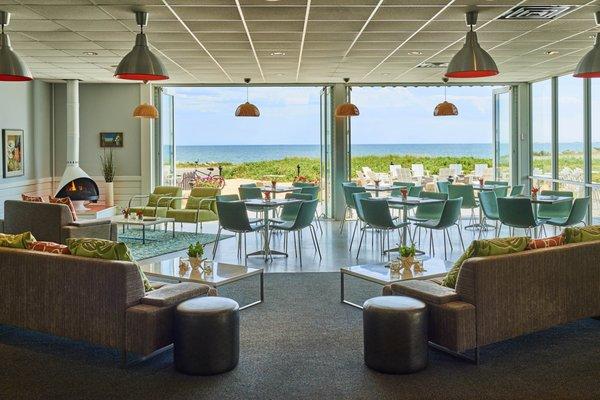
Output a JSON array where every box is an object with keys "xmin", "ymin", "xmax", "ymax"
[{"xmin": 118, "ymin": 228, "xmax": 232, "ymax": 260}]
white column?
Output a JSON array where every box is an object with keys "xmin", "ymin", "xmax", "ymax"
[
  {"xmin": 65, "ymin": 79, "xmax": 79, "ymax": 167},
  {"xmin": 139, "ymin": 83, "xmax": 154, "ymax": 194}
]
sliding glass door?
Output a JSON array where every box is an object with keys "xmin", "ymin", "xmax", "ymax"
[
  {"xmin": 158, "ymin": 90, "xmax": 175, "ymax": 186},
  {"xmin": 493, "ymin": 87, "xmax": 512, "ymax": 183}
]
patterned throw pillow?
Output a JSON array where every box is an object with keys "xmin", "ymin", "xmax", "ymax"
[
  {"xmin": 442, "ymin": 237, "xmax": 530, "ymax": 289},
  {"xmin": 527, "ymin": 235, "xmax": 565, "ymax": 250},
  {"xmin": 563, "ymin": 225, "xmax": 600, "ymax": 244},
  {"xmin": 0, "ymin": 232, "xmax": 36, "ymax": 249},
  {"xmin": 27, "ymin": 241, "xmax": 70, "ymax": 254},
  {"xmin": 48, "ymin": 196, "xmax": 77, "ymax": 221},
  {"xmin": 66, "ymin": 238, "xmax": 153, "ymax": 292},
  {"xmin": 21, "ymin": 194, "xmax": 43, "ymax": 202}
]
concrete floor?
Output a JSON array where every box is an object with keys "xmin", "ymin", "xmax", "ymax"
[{"xmin": 139, "ymin": 210, "xmax": 507, "ymax": 273}]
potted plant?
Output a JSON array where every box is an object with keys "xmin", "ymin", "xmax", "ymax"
[
  {"xmin": 187, "ymin": 241, "xmax": 205, "ymax": 269},
  {"xmin": 135, "ymin": 210, "xmax": 144, "ymax": 220},
  {"xmin": 399, "ymin": 243, "xmax": 417, "ymax": 269},
  {"xmin": 100, "ymin": 148, "xmax": 116, "ymax": 206}
]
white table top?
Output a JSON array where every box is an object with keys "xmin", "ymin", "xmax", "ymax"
[
  {"xmin": 141, "ymin": 258, "xmax": 262, "ymax": 287},
  {"xmin": 111, "ymin": 216, "xmax": 174, "ymax": 226},
  {"xmin": 341, "ymin": 258, "xmax": 451, "ymax": 285}
]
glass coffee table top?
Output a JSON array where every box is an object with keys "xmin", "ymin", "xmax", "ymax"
[{"xmin": 341, "ymin": 257, "xmax": 451, "ymax": 286}]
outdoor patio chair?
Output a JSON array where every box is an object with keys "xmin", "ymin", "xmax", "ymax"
[
  {"xmin": 449, "ymin": 164, "xmax": 463, "ymax": 176},
  {"xmin": 473, "ymin": 163, "xmax": 488, "ymax": 177}
]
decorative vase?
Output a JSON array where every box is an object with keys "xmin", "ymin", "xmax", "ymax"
[
  {"xmin": 389, "ymin": 259, "xmax": 402, "ymax": 273},
  {"xmin": 105, "ymin": 181, "xmax": 114, "ymax": 206},
  {"xmin": 189, "ymin": 256, "xmax": 202, "ymax": 269},
  {"xmin": 401, "ymin": 256, "xmax": 415, "ymax": 270}
]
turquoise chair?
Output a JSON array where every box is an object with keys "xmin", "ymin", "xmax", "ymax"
[
  {"xmin": 497, "ymin": 197, "xmax": 547, "ymax": 237},
  {"xmin": 389, "ymin": 181, "xmax": 421, "ymax": 214},
  {"xmin": 238, "ymin": 186, "xmax": 264, "ymax": 216},
  {"xmin": 299, "ymin": 186, "xmax": 322, "ymax": 231},
  {"xmin": 271, "ymin": 199, "xmax": 321, "ymax": 266},
  {"xmin": 486, "ymin": 180, "xmax": 508, "ymax": 186},
  {"xmin": 340, "ymin": 185, "xmax": 367, "ymax": 233},
  {"xmin": 272, "ymin": 193, "xmax": 312, "ymax": 224},
  {"xmin": 537, "ymin": 190, "xmax": 573, "ymax": 220},
  {"xmin": 239, "ymin": 183, "xmax": 257, "ymax": 188},
  {"xmin": 355, "ymin": 198, "xmax": 410, "ymax": 259},
  {"xmin": 342, "ymin": 181, "xmax": 357, "ymax": 187},
  {"xmin": 509, "ymin": 185, "xmax": 524, "ymax": 196},
  {"xmin": 292, "ymin": 182, "xmax": 315, "ymax": 188},
  {"xmin": 414, "ymin": 198, "xmax": 465, "ymax": 260},
  {"xmin": 390, "ymin": 181, "xmax": 414, "ymax": 196},
  {"xmin": 545, "ymin": 197, "xmax": 589, "ymax": 230},
  {"xmin": 408, "ymin": 192, "xmax": 448, "ymax": 223},
  {"xmin": 478, "ymin": 191, "xmax": 500, "ymax": 239},
  {"xmin": 350, "ymin": 192, "xmax": 372, "ymax": 252},
  {"xmin": 216, "ymin": 194, "xmax": 239, "ymax": 202},
  {"xmin": 448, "ymin": 184, "xmax": 478, "ymax": 228},
  {"xmin": 213, "ymin": 201, "xmax": 264, "ymax": 260},
  {"xmin": 437, "ymin": 180, "xmax": 450, "ymax": 194}
]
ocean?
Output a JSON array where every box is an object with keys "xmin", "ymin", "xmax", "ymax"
[{"xmin": 173, "ymin": 143, "xmax": 587, "ymax": 164}]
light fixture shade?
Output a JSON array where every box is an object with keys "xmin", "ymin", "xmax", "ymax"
[
  {"xmin": 235, "ymin": 102, "xmax": 260, "ymax": 117},
  {"xmin": 574, "ymin": 34, "xmax": 600, "ymax": 78},
  {"xmin": 133, "ymin": 103, "xmax": 159, "ymax": 118},
  {"xmin": 335, "ymin": 102, "xmax": 360, "ymax": 117},
  {"xmin": 434, "ymin": 101, "xmax": 458, "ymax": 116},
  {"xmin": 115, "ymin": 33, "xmax": 168, "ymax": 81},
  {"xmin": 445, "ymin": 31, "xmax": 498, "ymax": 78},
  {"xmin": 0, "ymin": 18, "xmax": 32, "ymax": 81}
]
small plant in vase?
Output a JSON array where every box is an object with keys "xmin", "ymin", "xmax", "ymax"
[
  {"xmin": 399, "ymin": 243, "xmax": 417, "ymax": 269},
  {"xmin": 135, "ymin": 210, "xmax": 144, "ymax": 220},
  {"xmin": 531, "ymin": 186, "xmax": 539, "ymax": 199},
  {"xmin": 187, "ymin": 241, "xmax": 205, "ymax": 269},
  {"xmin": 121, "ymin": 208, "xmax": 131, "ymax": 219},
  {"xmin": 99, "ymin": 148, "xmax": 116, "ymax": 207}
]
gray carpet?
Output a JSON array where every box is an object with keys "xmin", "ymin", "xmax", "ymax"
[{"xmin": 1, "ymin": 273, "xmax": 599, "ymax": 400}]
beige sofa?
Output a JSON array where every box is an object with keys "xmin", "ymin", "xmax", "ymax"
[
  {"xmin": 384, "ymin": 241, "xmax": 600, "ymax": 362},
  {"xmin": 1, "ymin": 200, "xmax": 118, "ymax": 244},
  {"xmin": 0, "ymin": 247, "xmax": 215, "ymax": 364}
]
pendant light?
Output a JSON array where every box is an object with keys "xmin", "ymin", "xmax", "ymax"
[
  {"xmin": 335, "ymin": 78, "xmax": 360, "ymax": 117},
  {"xmin": 235, "ymin": 78, "xmax": 260, "ymax": 117},
  {"xmin": 0, "ymin": 11, "xmax": 32, "ymax": 81},
  {"xmin": 445, "ymin": 10, "xmax": 498, "ymax": 79},
  {"xmin": 434, "ymin": 77, "xmax": 458, "ymax": 116},
  {"xmin": 574, "ymin": 12, "xmax": 600, "ymax": 78},
  {"xmin": 133, "ymin": 103, "xmax": 159, "ymax": 119},
  {"xmin": 115, "ymin": 11, "xmax": 169, "ymax": 82}
]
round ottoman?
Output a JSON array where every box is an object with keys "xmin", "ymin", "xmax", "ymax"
[
  {"xmin": 363, "ymin": 296, "xmax": 428, "ymax": 374},
  {"xmin": 174, "ymin": 296, "xmax": 239, "ymax": 375}
]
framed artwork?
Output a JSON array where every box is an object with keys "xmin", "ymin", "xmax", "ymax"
[
  {"xmin": 3, "ymin": 129, "xmax": 24, "ymax": 178},
  {"xmin": 99, "ymin": 132, "xmax": 124, "ymax": 148}
]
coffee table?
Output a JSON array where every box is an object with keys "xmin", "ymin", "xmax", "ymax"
[
  {"xmin": 140, "ymin": 258, "xmax": 263, "ymax": 310},
  {"xmin": 340, "ymin": 257, "xmax": 451, "ymax": 309},
  {"xmin": 112, "ymin": 216, "xmax": 175, "ymax": 244}
]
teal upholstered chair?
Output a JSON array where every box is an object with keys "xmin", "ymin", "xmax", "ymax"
[
  {"xmin": 272, "ymin": 193, "xmax": 312, "ymax": 224},
  {"xmin": 478, "ymin": 190, "xmax": 500, "ymax": 239},
  {"xmin": 340, "ymin": 185, "xmax": 367, "ymax": 233},
  {"xmin": 238, "ymin": 186, "xmax": 264, "ymax": 216},
  {"xmin": 492, "ymin": 186, "xmax": 509, "ymax": 198},
  {"xmin": 408, "ymin": 192, "xmax": 448, "ymax": 223},
  {"xmin": 437, "ymin": 180, "xmax": 450, "ymax": 194},
  {"xmin": 355, "ymin": 198, "xmax": 409, "ymax": 259},
  {"xmin": 271, "ymin": 199, "xmax": 321, "ymax": 266},
  {"xmin": 414, "ymin": 198, "xmax": 464, "ymax": 260},
  {"xmin": 537, "ymin": 190, "xmax": 573, "ymax": 220},
  {"xmin": 509, "ymin": 185, "xmax": 524, "ymax": 196},
  {"xmin": 390, "ymin": 181, "xmax": 414, "ymax": 196},
  {"xmin": 350, "ymin": 192, "xmax": 372, "ymax": 252},
  {"xmin": 213, "ymin": 200, "xmax": 264, "ymax": 260},
  {"xmin": 448, "ymin": 184, "xmax": 478, "ymax": 228},
  {"xmin": 497, "ymin": 197, "xmax": 546, "ymax": 237},
  {"xmin": 298, "ymin": 186, "xmax": 322, "ymax": 231},
  {"xmin": 545, "ymin": 197, "xmax": 589, "ymax": 230},
  {"xmin": 292, "ymin": 182, "xmax": 315, "ymax": 188},
  {"xmin": 389, "ymin": 181, "xmax": 421, "ymax": 214},
  {"xmin": 342, "ymin": 181, "xmax": 357, "ymax": 187},
  {"xmin": 216, "ymin": 194, "xmax": 239, "ymax": 202}
]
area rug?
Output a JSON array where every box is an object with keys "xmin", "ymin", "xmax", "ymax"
[
  {"xmin": 118, "ymin": 228, "xmax": 232, "ymax": 260},
  {"xmin": 0, "ymin": 273, "xmax": 598, "ymax": 400}
]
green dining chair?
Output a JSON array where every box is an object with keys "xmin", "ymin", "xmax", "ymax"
[
  {"xmin": 486, "ymin": 180, "xmax": 509, "ymax": 186},
  {"xmin": 213, "ymin": 200, "xmax": 265, "ymax": 260},
  {"xmin": 292, "ymin": 182, "xmax": 315, "ymax": 188},
  {"xmin": 437, "ymin": 180, "xmax": 450, "ymax": 194},
  {"xmin": 390, "ymin": 181, "xmax": 415, "ymax": 196},
  {"xmin": 478, "ymin": 191, "xmax": 500, "ymax": 239},
  {"xmin": 497, "ymin": 197, "xmax": 547, "ymax": 238},
  {"xmin": 271, "ymin": 199, "xmax": 321, "ymax": 266},
  {"xmin": 299, "ymin": 186, "xmax": 322, "ymax": 231},
  {"xmin": 350, "ymin": 192, "xmax": 372, "ymax": 252},
  {"xmin": 414, "ymin": 198, "xmax": 464, "ymax": 260},
  {"xmin": 389, "ymin": 182, "xmax": 421, "ymax": 214},
  {"xmin": 537, "ymin": 190, "xmax": 573, "ymax": 220},
  {"xmin": 545, "ymin": 197, "xmax": 589, "ymax": 230},
  {"xmin": 238, "ymin": 186, "xmax": 264, "ymax": 216},
  {"xmin": 408, "ymin": 192, "xmax": 447, "ymax": 244},
  {"xmin": 509, "ymin": 185, "xmax": 524, "ymax": 196},
  {"xmin": 342, "ymin": 181, "xmax": 357, "ymax": 187},
  {"xmin": 448, "ymin": 184, "xmax": 478, "ymax": 228},
  {"xmin": 356, "ymin": 198, "xmax": 409, "ymax": 259},
  {"xmin": 216, "ymin": 194, "xmax": 239, "ymax": 202},
  {"xmin": 493, "ymin": 186, "xmax": 509, "ymax": 198},
  {"xmin": 340, "ymin": 185, "xmax": 367, "ymax": 233},
  {"xmin": 239, "ymin": 183, "xmax": 258, "ymax": 188},
  {"xmin": 271, "ymin": 193, "xmax": 312, "ymax": 224}
]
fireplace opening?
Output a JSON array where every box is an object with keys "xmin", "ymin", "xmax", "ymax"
[{"xmin": 56, "ymin": 177, "xmax": 99, "ymax": 202}]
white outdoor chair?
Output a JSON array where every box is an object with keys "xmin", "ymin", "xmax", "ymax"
[
  {"xmin": 399, "ymin": 167, "xmax": 413, "ymax": 181},
  {"xmin": 473, "ymin": 163, "xmax": 488, "ymax": 177},
  {"xmin": 411, "ymin": 164, "xmax": 425, "ymax": 179},
  {"xmin": 449, "ymin": 164, "xmax": 463, "ymax": 176},
  {"xmin": 389, "ymin": 164, "xmax": 402, "ymax": 180},
  {"xmin": 437, "ymin": 167, "xmax": 453, "ymax": 181}
]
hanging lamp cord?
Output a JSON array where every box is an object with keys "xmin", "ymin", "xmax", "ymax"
[{"xmin": 246, "ymin": 84, "xmax": 249, "ymax": 102}]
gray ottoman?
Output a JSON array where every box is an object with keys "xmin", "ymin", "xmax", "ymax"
[
  {"xmin": 363, "ymin": 296, "xmax": 428, "ymax": 374},
  {"xmin": 174, "ymin": 296, "xmax": 240, "ymax": 375}
]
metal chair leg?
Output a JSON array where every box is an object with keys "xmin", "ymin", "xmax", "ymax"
[
  {"xmin": 442, "ymin": 229, "xmax": 448, "ymax": 260},
  {"xmin": 356, "ymin": 226, "xmax": 366, "ymax": 260},
  {"xmin": 309, "ymin": 225, "xmax": 322, "ymax": 260},
  {"xmin": 212, "ymin": 225, "xmax": 221, "ymax": 258},
  {"xmin": 349, "ymin": 220, "xmax": 359, "ymax": 252},
  {"xmin": 298, "ymin": 230, "xmax": 303, "ymax": 267},
  {"xmin": 339, "ymin": 206, "xmax": 348, "ymax": 233},
  {"xmin": 456, "ymin": 223, "xmax": 465, "ymax": 250}
]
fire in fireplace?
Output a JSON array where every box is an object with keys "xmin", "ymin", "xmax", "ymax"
[{"xmin": 56, "ymin": 176, "xmax": 99, "ymax": 202}]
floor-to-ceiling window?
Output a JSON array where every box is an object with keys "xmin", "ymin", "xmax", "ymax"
[
  {"xmin": 591, "ymin": 79, "xmax": 600, "ymax": 222},
  {"xmin": 531, "ymin": 79, "xmax": 552, "ymax": 186}
]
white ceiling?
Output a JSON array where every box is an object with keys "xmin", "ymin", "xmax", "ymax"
[{"xmin": 2, "ymin": 0, "xmax": 600, "ymax": 84}]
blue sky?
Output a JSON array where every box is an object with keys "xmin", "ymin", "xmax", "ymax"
[{"xmin": 167, "ymin": 82, "xmax": 585, "ymax": 146}]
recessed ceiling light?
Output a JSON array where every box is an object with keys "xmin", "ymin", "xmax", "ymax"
[
  {"xmin": 408, "ymin": 51, "xmax": 423, "ymax": 55},
  {"xmin": 83, "ymin": 51, "xmax": 98, "ymax": 56},
  {"xmin": 416, "ymin": 61, "xmax": 449, "ymax": 69},
  {"xmin": 382, "ymin": 72, "xmax": 391, "ymax": 76},
  {"xmin": 276, "ymin": 73, "xmax": 285, "ymax": 77},
  {"xmin": 545, "ymin": 50, "xmax": 559, "ymax": 55},
  {"xmin": 270, "ymin": 51, "xmax": 286, "ymax": 56}
]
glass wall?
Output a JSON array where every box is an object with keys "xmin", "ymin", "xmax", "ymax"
[
  {"xmin": 557, "ymin": 75, "xmax": 584, "ymax": 183},
  {"xmin": 531, "ymin": 79, "xmax": 552, "ymax": 180},
  {"xmin": 591, "ymin": 80, "xmax": 600, "ymax": 222},
  {"xmin": 494, "ymin": 89, "xmax": 511, "ymax": 182}
]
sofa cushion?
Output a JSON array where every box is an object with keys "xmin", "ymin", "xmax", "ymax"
[
  {"xmin": 563, "ymin": 225, "xmax": 600, "ymax": 244},
  {"xmin": 0, "ymin": 231, "xmax": 36, "ymax": 249},
  {"xmin": 49, "ymin": 196, "xmax": 77, "ymax": 221},
  {"xmin": 66, "ymin": 238, "xmax": 153, "ymax": 292},
  {"xmin": 21, "ymin": 194, "xmax": 43, "ymax": 202},
  {"xmin": 527, "ymin": 235, "xmax": 564, "ymax": 250},
  {"xmin": 27, "ymin": 240, "xmax": 70, "ymax": 254},
  {"xmin": 442, "ymin": 237, "xmax": 529, "ymax": 289}
]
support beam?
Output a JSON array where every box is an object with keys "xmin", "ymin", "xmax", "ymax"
[
  {"xmin": 139, "ymin": 83, "xmax": 155, "ymax": 194},
  {"xmin": 331, "ymin": 83, "xmax": 350, "ymax": 220}
]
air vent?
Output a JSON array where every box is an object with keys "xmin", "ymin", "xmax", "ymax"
[
  {"xmin": 499, "ymin": 6, "xmax": 574, "ymax": 20},
  {"xmin": 416, "ymin": 61, "xmax": 448, "ymax": 69}
]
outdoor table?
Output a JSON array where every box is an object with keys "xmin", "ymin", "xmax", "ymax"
[
  {"xmin": 386, "ymin": 196, "xmax": 445, "ymax": 253},
  {"xmin": 364, "ymin": 185, "xmax": 401, "ymax": 197},
  {"xmin": 243, "ymin": 198, "xmax": 300, "ymax": 260}
]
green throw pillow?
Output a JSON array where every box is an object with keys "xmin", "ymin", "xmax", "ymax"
[
  {"xmin": 563, "ymin": 225, "xmax": 600, "ymax": 244},
  {"xmin": 442, "ymin": 237, "xmax": 530, "ymax": 289},
  {"xmin": 0, "ymin": 231, "xmax": 36, "ymax": 249},
  {"xmin": 66, "ymin": 238, "xmax": 153, "ymax": 292}
]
